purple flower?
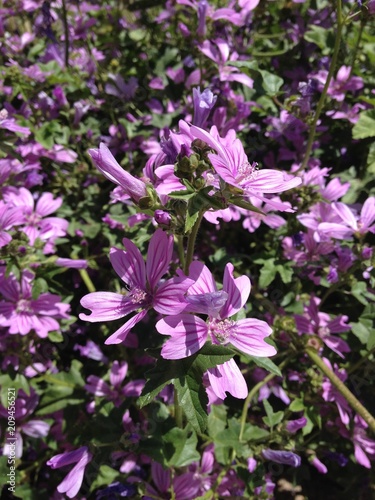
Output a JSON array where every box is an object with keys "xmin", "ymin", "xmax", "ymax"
[
  {"xmin": 262, "ymin": 449, "xmax": 301, "ymax": 467},
  {"xmin": 294, "ymin": 297, "xmax": 351, "ymax": 358},
  {"xmin": 309, "ymin": 456, "xmax": 328, "ymax": 474},
  {"xmin": 145, "ymin": 462, "xmax": 201, "ymax": 500},
  {"xmin": 0, "ymin": 268, "xmax": 70, "ymax": 337},
  {"xmin": 206, "ymin": 357, "xmax": 248, "ymax": 399},
  {"xmin": 4, "ymin": 187, "xmax": 68, "ymax": 250},
  {"xmin": 154, "ymin": 209, "xmax": 172, "ymax": 227},
  {"xmin": 85, "ymin": 360, "xmax": 144, "ymax": 407},
  {"xmin": 80, "ymin": 229, "xmax": 193, "ymax": 344},
  {"xmin": 190, "ymin": 124, "xmax": 301, "ymax": 207},
  {"xmin": 156, "ymin": 261, "xmax": 276, "ymax": 359},
  {"xmin": 88, "ymin": 143, "xmax": 147, "ymax": 202},
  {"xmin": 0, "ymin": 200, "xmax": 24, "ymax": 247},
  {"xmin": 313, "ymin": 65, "xmax": 363, "ymax": 102},
  {"xmin": 318, "ymin": 197, "xmax": 375, "ymax": 239},
  {"xmin": 352, "ymin": 416, "xmax": 375, "ymax": 469},
  {"xmin": 47, "ymin": 446, "xmax": 93, "ymax": 498},
  {"xmin": 55, "ymin": 258, "xmax": 88, "ymax": 269},
  {"xmin": 192, "ymin": 87, "xmax": 217, "ymax": 127},
  {"xmin": 0, "ymin": 388, "xmax": 50, "ymax": 458},
  {"xmin": 322, "ymin": 358, "xmax": 352, "ymax": 425},
  {"xmin": 0, "ymin": 108, "xmax": 31, "ymax": 135},
  {"xmin": 285, "ymin": 417, "xmax": 308, "ymax": 433}
]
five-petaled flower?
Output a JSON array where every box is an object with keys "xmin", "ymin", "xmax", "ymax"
[
  {"xmin": 156, "ymin": 261, "xmax": 276, "ymax": 359},
  {"xmin": 79, "ymin": 229, "xmax": 193, "ymax": 344}
]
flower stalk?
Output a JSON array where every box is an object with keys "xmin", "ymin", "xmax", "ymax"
[
  {"xmin": 305, "ymin": 347, "xmax": 375, "ymax": 433},
  {"xmin": 299, "ymin": 0, "xmax": 343, "ymax": 172}
]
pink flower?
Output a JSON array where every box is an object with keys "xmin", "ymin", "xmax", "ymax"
[
  {"xmin": 3, "ymin": 187, "xmax": 68, "ymax": 250},
  {"xmin": 47, "ymin": 446, "xmax": 93, "ymax": 498},
  {"xmin": 352, "ymin": 416, "xmax": 375, "ymax": 469},
  {"xmin": 190, "ymin": 124, "xmax": 301, "ymax": 207},
  {"xmin": 85, "ymin": 360, "xmax": 144, "ymax": 407},
  {"xmin": 318, "ymin": 197, "xmax": 375, "ymax": 240},
  {"xmin": 156, "ymin": 262, "xmax": 276, "ymax": 359},
  {"xmin": 322, "ymin": 358, "xmax": 352, "ymax": 425},
  {"xmin": 88, "ymin": 143, "xmax": 147, "ymax": 202},
  {"xmin": 0, "ymin": 200, "xmax": 24, "ymax": 247},
  {"xmin": 294, "ymin": 297, "xmax": 351, "ymax": 358},
  {"xmin": 80, "ymin": 229, "xmax": 193, "ymax": 344},
  {"xmin": 145, "ymin": 462, "xmax": 201, "ymax": 500},
  {"xmin": 0, "ymin": 268, "xmax": 70, "ymax": 337}
]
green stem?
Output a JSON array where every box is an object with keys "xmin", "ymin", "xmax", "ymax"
[
  {"xmin": 184, "ymin": 210, "xmax": 204, "ymax": 275},
  {"xmin": 177, "ymin": 235, "xmax": 185, "ymax": 271},
  {"xmin": 306, "ymin": 347, "xmax": 375, "ymax": 433},
  {"xmin": 298, "ymin": 0, "xmax": 343, "ymax": 173},
  {"xmin": 238, "ymin": 356, "xmax": 293, "ymax": 443},
  {"xmin": 79, "ymin": 269, "xmax": 96, "ymax": 293}
]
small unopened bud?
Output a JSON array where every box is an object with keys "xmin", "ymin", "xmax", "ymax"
[{"xmin": 154, "ymin": 210, "xmax": 171, "ymax": 227}]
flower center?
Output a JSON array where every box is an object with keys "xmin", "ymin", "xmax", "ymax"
[
  {"xmin": 0, "ymin": 109, "xmax": 8, "ymax": 120},
  {"xmin": 208, "ymin": 318, "xmax": 235, "ymax": 344},
  {"xmin": 237, "ymin": 161, "xmax": 259, "ymax": 184},
  {"xmin": 129, "ymin": 286, "xmax": 149, "ymax": 305},
  {"xmin": 26, "ymin": 212, "xmax": 41, "ymax": 226},
  {"xmin": 16, "ymin": 299, "xmax": 33, "ymax": 314},
  {"xmin": 318, "ymin": 326, "xmax": 330, "ymax": 338}
]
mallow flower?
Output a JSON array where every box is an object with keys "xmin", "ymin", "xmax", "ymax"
[
  {"xmin": 189, "ymin": 124, "xmax": 302, "ymax": 209},
  {"xmin": 262, "ymin": 449, "xmax": 301, "ymax": 467},
  {"xmin": 47, "ymin": 446, "xmax": 93, "ymax": 498},
  {"xmin": 156, "ymin": 261, "xmax": 276, "ymax": 359},
  {"xmin": 88, "ymin": 142, "xmax": 148, "ymax": 202},
  {"xmin": 80, "ymin": 229, "xmax": 193, "ymax": 344}
]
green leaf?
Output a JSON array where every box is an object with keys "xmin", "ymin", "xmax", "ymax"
[
  {"xmin": 258, "ymin": 261, "xmax": 277, "ymax": 288},
  {"xmin": 304, "ymin": 26, "xmax": 334, "ymax": 52},
  {"xmin": 31, "ymin": 277, "xmax": 48, "ymax": 300},
  {"xmin": 352, "ymin": 109, "xmax": 375, "ymax": 139},
  {"xmin": 0, "ymin": 374, "xmax": 30, "ymax": 407},
  {"xmin": 262, "ymin": 399, "xmax": 284, "ymax": 428},
  {"xmin": 185, "ymin": 197, "xmax": 201, "ymax": 233},
  {"xmin": 227, "ymin": 60, "xmax": 283, "ymax": 95},
  {"xmin": 174, "ymin": 373, "xmax": 208, "ymax": 434},
  {"xmin": 231, "ymin": 197, "xmax": 265, "ymax": 214},
  {"xmin": 163, "ymin": 427, "xmax": 200, "ymax": 467},
  {"xmin": 34, "ymin": 121, "xmax": 62, "ymax": 149},
  {"xmin": 208, "ymin": 404, "xmax": 227, "ymax": 438},
  {"xmin": 259, "ymin": 70, "xmax": 284, "ymax": 95},
  {"xmin": 168, "ymin": 189, "xmax": 196, "ymax": 200},
  {"xmin": 90, "ymin": 465, "xmax": 119, "ymax": 491},
  {"xmin": 351, "ymin": 321, "xmax": 371, "ymax": 344},
  {"xmin": 35, "ymin": 361, "xmax": 85, "ymax": 414},
  {"xmin": 245, "ymin": 355, "xmax": 282, "ymax": 377},
  {"xmin": 242, "ymin": 423, "xmax": 270, "ymax": 441},
  {"xmin": 139, "ymin": 344, "xmax": 233, "ymax": 433},
  {"xmin": 289, "ymin": 398, "xmax": 305, "ymax": 412}
]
